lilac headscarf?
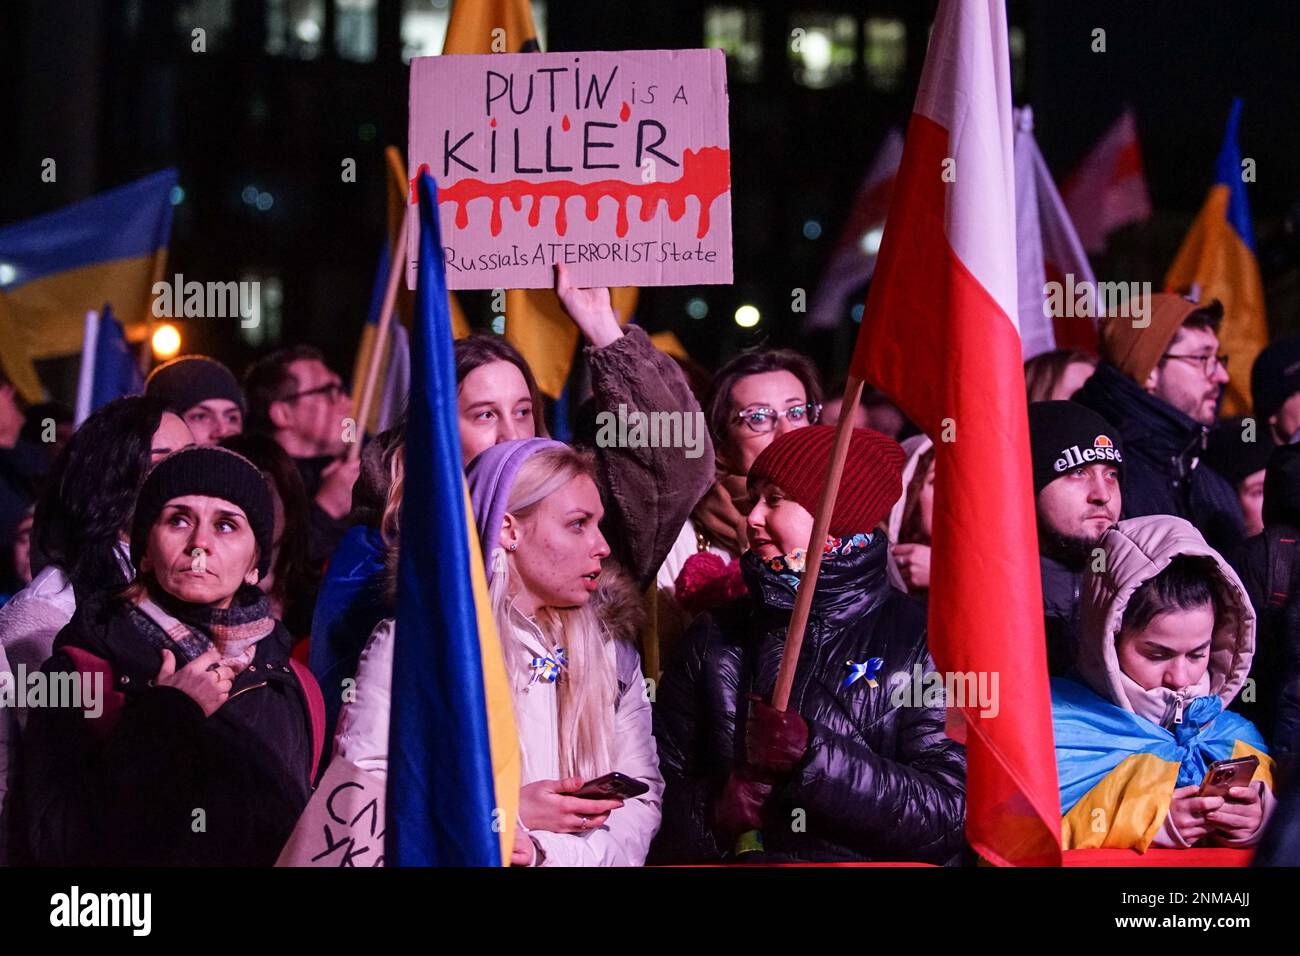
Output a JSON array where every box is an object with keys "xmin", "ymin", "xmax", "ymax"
[{"xmin": 465, "ymin": 438, "xmax": 568, "ymax": 582}]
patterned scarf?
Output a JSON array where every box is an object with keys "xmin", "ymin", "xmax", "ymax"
[{"xmin": 131, "ymin": 583, "xmax": 276, "ymax": 675}]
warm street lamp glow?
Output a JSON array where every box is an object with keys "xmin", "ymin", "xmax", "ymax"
[
  {"xmin": 152, "ymin": 323, "xmax": 181, "ymax": 359},
  {"xmin": 734, "ymin": 305, "xmax": 760, "ymax": 328}
]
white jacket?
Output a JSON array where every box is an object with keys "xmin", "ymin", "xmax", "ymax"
[
  {"xmin": 334, "ymin": 615, "xmax": 664, "ymax": 866},
  {"xmin": 0, "ymin": 564, "xmax": 77, "ymax": 866}
]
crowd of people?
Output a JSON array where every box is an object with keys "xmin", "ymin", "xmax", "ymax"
[{"xmin": 1, "ymin": 269, "xmax": 1300, "ymax": 866}]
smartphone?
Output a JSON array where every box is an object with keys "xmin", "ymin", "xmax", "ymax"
[
  {"xmin": 571, "ymin": 772, "xmax": 649, "ymax": 801},
  {"xmin": 1197, "ymin": 756, "xmax": 1259, "ymax": 799}
]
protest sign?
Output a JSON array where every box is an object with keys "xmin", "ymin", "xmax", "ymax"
[
  {"xmin": 276, "ymin": 759, "xmax": 386, "ymax": 867},
  {"xmin": 408, "ymin": 48, "xmax": 732, "ymax": 289}
]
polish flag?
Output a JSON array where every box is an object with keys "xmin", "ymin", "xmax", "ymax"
[
  {"xmin": 805, "ymin": 129, "xmax": 904, "ymax": 331},
  {"xmin": 849, "ymin": 0, "xmax": 1062, "ymax": 866},
  {"xmin": 1015, "ymin": 107, "xmax": 1099, "ymax": 356},
  {"xmin": 1061, "ymin": 108, "xmax": 1153, "ymax": 254}
]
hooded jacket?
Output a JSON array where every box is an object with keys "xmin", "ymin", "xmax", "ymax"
[
  {"xmin": 650, "ymin": 534, "xmax": 967, "ymax": 865},
  {"xmin": 1053, "ymin": 515, "xmax": 1274, "ymax": 852},
  {"xmin": 1074, "ymin": 363, "xmax": 1244, "ymax": 556}
]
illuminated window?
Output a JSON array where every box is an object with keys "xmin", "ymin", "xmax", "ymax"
[
  {"xmin": 402, "ymin": 0, "xmax": 547, "ymax": 62},
  {"xmin": 336, "ymin": 0, "xmax": 377, "ymax": 63},
  {"xmin": 864, "ymin": 17, "xmax": 906, "ymax": 91},
  {"xmin": 266, "ymin": 0, "xmax": 325, "ymax": 59},
  {"xmin": 174, "ymin": 0, "xmax": 234, "ymax": 50},
  {"xmin": 790, "ymin": 13, "xmax": 855, "ymax": 89},
  {"xmin": 704, "ymin": 6, "xmax": 763, "ymax": 83}
]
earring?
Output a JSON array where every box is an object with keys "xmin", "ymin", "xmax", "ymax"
[{"xmin": 508, "ymin": 543, "xmax": 518, "ymax": 551}]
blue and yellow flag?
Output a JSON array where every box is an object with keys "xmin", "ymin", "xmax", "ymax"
[
  {"xmin": 0, "ymin": 169, "xmax": 176, "ymax": 402},
  {"xmin": 386, "ymin": 170, "xmax": 520, "ymax": 866},
  {"xmin": 1165, "ymin": 99, "xmax": 1267, "ymax": 416},
  {"xmin": 73, "ymin": 304, "xmax": 144, "ymax": 425}
]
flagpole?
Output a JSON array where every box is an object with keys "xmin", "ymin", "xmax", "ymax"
[
  {"xmin": 73, "ymin": 310, "xmax": 100, "ymax": 428},
  {"xmin": 350, "ymin": 205, "xmax": 413, "ymax": 461},
  {"xmin": 770, "ymin": 375, "xmax": 865, "ymax": 711}
]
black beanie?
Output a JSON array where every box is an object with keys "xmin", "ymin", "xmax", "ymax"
[
  {"xmin": 131, "ymin": 446, "xmax": 274, "ymax": 577},
  {"xmin": 1027, "ymin": 401, "xmax": 1125, "ymax": 496},
  {"xmin": 1251, "ymin": 337, "xmax": 1300, "ymax": 430},
  {"xmin": 1205, "ymin": 418, "xmax": 1275, "ymax": 487},
  {"xmin": 145, "ymin": 355, "xmax": 246, "ymax": 416}
]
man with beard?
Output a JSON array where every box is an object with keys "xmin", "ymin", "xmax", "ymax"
[
  {"xmin": 1074, "ymin": 294, "xmax": 1243, "ymax": 555},
  {"xmin": 1029, "ymin": 401, "xmax": 1124, "ymax": 676}
]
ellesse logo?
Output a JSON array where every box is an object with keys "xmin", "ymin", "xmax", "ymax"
[{"xmin": 1054, "ymin": 435, "xmax": 1123, "ymax": 473}]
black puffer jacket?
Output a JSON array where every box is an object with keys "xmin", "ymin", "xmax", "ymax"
[
  {"xmin": 1041, "ymin": 554, "xmax": 1083, "ymax": 678},
  {"xmin": 1074, "ymin": 362, "xmax": 1244, "ymax": 556},
  {"xmin": 21, "ymin": 596, "xmax": 317, "ymax": 866},
  {"xmin": 650, "ymin": 536, "xmax": 967, "ymax": 865}
]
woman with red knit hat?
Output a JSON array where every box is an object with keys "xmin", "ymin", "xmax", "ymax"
[{"xmin": 650, "ymin": 425, "xmax": 967, "ymax": 865}]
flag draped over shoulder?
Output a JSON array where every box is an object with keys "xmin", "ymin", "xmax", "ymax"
[
  {"xmin": 1164, "ymin": 98, "xmax": 1266, "ymax": 416},
  {"xmin": 1013, "ymin": 107, "xmax": 1098, "ymax": 357},
  {"xmin": 848, "ymin": 0, "xmax": 1062, "ymax": 866},
  {"xmin": 386, "ymin": 171, "xmax": 520, "ymax": 866},
  {"xmin": 0, "ymin": 169, "xmax": 176, "ymax": 401},
  {"xmin": 442, "ymin": 0, "xmax": 636, "ymax": 398}
]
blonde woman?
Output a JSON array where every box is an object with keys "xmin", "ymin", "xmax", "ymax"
[{"xmin": 333, "ymin": 438, "xmax": 662, "ymax": 866}]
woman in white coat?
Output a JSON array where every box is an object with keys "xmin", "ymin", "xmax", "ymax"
[{"xmin": 334, "ymin": 437, "xmax": 662, "ymax": 866}]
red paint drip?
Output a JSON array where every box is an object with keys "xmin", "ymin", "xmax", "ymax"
[
  {"xmin": 619, "ymin": 101, "xmax": 631, "ymax": 122},
  {"xmin": 561, "ymin": 114, "xmax": 571, "ymax": 132},
  {"xmin": 490, "ymin": 117, "xmax": 497, "ymax": 128},
  {"xmin": 434, "ymin": 147, "xmax": 730, "ymax": 240},
  {"xmin": 409, "ymin": 162, "xmax": 432, "ymax": 204}
]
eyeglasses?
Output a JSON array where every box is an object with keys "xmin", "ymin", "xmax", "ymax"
[
  {"xmin": 282, "ymin": 381, "xmax": 346, "ymax": 403},
  {"xmin": 733, "ymin": 402, "xmax": 822, "ymax": 434},
  {"xmin": 1162, "ymin": 353, "xmax": 1229, "ymax": 377}
]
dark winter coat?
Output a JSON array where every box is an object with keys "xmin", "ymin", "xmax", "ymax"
[
  {"xmin": 650, "ymin": 535, "xmax": 968, "ymax": 865},
  {"xmin": 1074, "ymin": 362, "xmax": 1244, "ymax": 556},
  {"xmin": 21, "ymin": 596, "xmax": 318, "ymax": 866},
  {"xmin": 1041, "ymin": 554, "xmax": 1084, "ymax": 678}
]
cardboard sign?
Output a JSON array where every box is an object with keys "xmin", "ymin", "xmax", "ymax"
[
  {"xmin": 276, "ymin": 759, "xmax": 386, "ymax": 867},
  {"xmin": 408, "ymin": 49, "xmax": 732, "ymax": 290}
]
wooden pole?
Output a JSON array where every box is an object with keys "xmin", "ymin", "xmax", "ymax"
[
  {"xmin": 769, "ymin": 375, "xmax": 865, "ymax": 711},
  {"xmin": 349, "ymin": 206, "xmax": 412, "ymax": 462}
]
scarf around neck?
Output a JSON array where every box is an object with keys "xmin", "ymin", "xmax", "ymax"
[{"xmin": 132, "ymin": 582, "xmax": 276, "ymax": 674}]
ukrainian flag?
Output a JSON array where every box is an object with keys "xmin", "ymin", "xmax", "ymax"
[
  {"xmin": 0, "ymin": 169, "xmax": 176, "ymax": 403},
  {"xmin": 1165, "ymin": 99, "xmax": 1267, "ymax": 416},
  {"xmin": 350, "ymin": 146, "xmax": 466, "ymax": 437},
  {"xmin": 385, "ymin": 170, "xmax": 520, "ymax": 866}
]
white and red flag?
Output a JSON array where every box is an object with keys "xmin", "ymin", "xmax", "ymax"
[
  {"xmin": 1061, "ymin": 107, "xmax": 1152, "ymax": 254},
  {"xmin": 1014, "ymin": 106, "xmax": 1099, "ymax": 356},
  {"xmin": 849, "ymin": 0, "xmax": 1062, "ymax": 866}
]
